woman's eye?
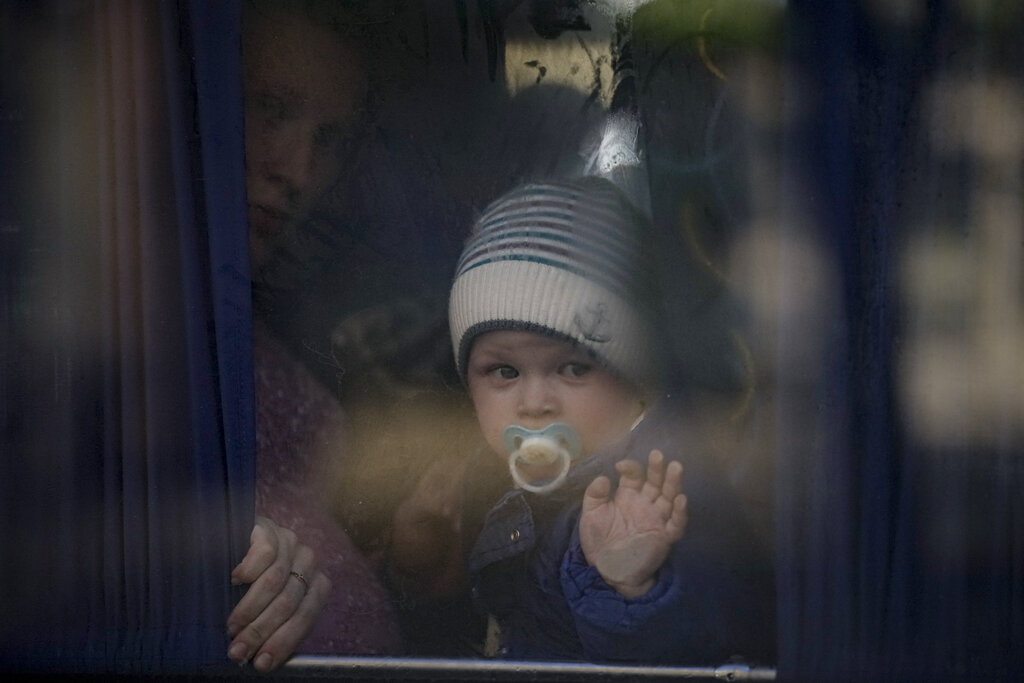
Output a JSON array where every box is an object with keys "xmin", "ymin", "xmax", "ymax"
[
  {"xmin": 562, "ymin": 362, "xmax": 590, "ymax": 378},
  {"xmin": 312, "ymin": 123, "xmax": 344, "ymax": 152},
  {"xmin": 247, "ymin": 93, "xmax": 289, "ymax": 123}
]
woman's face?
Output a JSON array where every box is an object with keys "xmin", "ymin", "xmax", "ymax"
[{"xmin": 242, "ymin": 10, "xmax": 367, "ymax": 272}]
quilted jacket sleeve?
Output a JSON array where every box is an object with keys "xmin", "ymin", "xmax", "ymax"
[{"xmin": 560, "ymin": 526, "xmax": 735, "ymax": 664}]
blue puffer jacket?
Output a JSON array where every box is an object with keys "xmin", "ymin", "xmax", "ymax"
[{"xmin": 466, "ymin": 396, "xmax": 776, "ymax": 665}]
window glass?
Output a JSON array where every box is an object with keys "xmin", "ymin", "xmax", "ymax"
[{"xmin": 248, "ymin": 0, "xmax": 783, "ymax": 676}]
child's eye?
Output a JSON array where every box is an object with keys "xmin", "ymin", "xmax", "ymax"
[
  {"xmin": 490, "ymin": 365, "xmax": 519, "ymax": 380},
  {"xmin": 561, "ymin": 362, "xmax": 591, "ymax": 379}
]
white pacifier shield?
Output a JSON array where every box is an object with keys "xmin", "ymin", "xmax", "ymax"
[{"xmin": 502, "ymin": 423, "xmax": 583, "ymax": 494}]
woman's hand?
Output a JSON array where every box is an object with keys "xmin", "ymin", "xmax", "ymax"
[{"xmin": 226, "ymin": 516, "xmax": 331, "ymax": 671}]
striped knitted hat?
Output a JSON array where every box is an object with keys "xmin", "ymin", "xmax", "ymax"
[{"xmin": 449, "ymin": 176, "xmax": 654, "ymax": 385}]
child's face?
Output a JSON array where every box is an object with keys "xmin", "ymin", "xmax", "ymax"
[{"xmin": 466, "ymin": 330, "xmax": 645, "ymax": 470}]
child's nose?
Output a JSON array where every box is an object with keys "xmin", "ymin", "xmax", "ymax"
[{"xmin": 517, "ymin": 375, "xmax": 557, "ymax": 419}]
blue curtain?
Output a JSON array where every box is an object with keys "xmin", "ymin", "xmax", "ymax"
[
  {"xmin": 1, "ymin": 0, "xmax": 252, "ymax": 674},
  {"xmin": 775, "ymin": 2, "xmax": 1023, "ymax": 680}
]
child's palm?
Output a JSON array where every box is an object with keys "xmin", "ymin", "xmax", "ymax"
[{"xmin": 579, "ymin": 450, "xmax": 687, "ymax": 598}]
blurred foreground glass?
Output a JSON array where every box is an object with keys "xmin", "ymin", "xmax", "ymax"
[{"xmin": 4, "ymin": 0, "xmax": 1022, "ymax": 679}]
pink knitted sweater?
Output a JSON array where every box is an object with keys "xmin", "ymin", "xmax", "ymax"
[{"xmin": 253, "ymin": 323, "xmax": 403, "ymax": 655}]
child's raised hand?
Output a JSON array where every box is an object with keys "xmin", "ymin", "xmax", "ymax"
[{"xmin": 579, "ymin": 449, "xmax": 687, "ymax": 598}]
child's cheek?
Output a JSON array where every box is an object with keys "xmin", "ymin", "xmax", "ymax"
[{"xmin": 480, "ymin": 423, "xmax": 506, "ymax": 464}]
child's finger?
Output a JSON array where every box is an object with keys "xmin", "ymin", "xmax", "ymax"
[
  {"xmin": 614, "ymin": 459, "xmax": 646, "ymax": 492},
  {"xmin": 643, "ymin": 450, "xmax": 666, "ymax": 499},
  {"xmin": 582, "ymin": 475, "xmax": 613, "ymax": 514},
  {"xmin": 662, "ymin": 460, "xmax": 684, "ymax": 501},
  {"xmin": 665, "ymin": 494, "xmax": 688, "ymax": 541}
]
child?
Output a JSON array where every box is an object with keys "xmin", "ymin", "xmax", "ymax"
[{"xmin": 448, "ymin": 176, "xmax": 775, "ymax": 664}]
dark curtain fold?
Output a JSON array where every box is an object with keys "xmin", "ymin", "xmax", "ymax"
[
  {"xmin": 1, "ymin": 0, "xmax": 251, "ymax": 674},
  {"xmin": 776, "ymin": 1, "xmax": 1023, "ymax": 680}
]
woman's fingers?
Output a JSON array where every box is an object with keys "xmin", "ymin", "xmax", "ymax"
[
  {"xmin": 247, "ymin": 570, "xmax": 332, "ymax": 671},
  {"xmin": 228, "ymin": 546, "xmax": 325, "ymax": 670},
  {"xmin": 228, "ymin": 519, "xmax": 297, "ymax": 636},
  {"xmin": 227, "ymin": 517, "xmax": 331, "ymax": 672},
  {"xmin": 230, "ymin": 516, "xmax": 290, "ymax": 586}
]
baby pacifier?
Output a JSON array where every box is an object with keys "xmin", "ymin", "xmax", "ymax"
[{"xmin": 502, "ymin": 423, "xmax": 583, "ymax": 494}]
